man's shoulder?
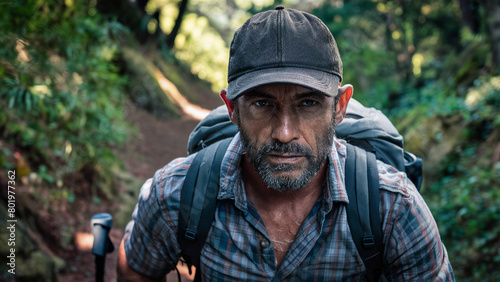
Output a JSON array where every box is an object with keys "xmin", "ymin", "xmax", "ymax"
[
  {"xmin": 375, "ymin": 160, "xmax": 415, "ymax": 198},
  {"xmin": 152, "ymin": 154, "xmax": 196, "ymax": 184},
  {"xmin": 135, "ymin": 155, "xmax": 197, "ymax": 205}
]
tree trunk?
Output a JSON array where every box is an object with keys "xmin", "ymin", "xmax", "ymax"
[
  {"xmin": 166, "ymin": 0, "xmax": 189, "ymax": 49},
  {"xmin": 482, "ymin": 0, "xmax": 500, "ymax": 72},
  {"xmin": 96, "ymin": 0, "xmax": 148, "ymax": 40},
  {"xmin": 459, "ymin": 0, "xmax": 480, "ymax": 34}
]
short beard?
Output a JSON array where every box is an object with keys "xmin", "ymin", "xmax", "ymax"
[{"xmin": 235, "ymin": 103, "xmax": 335, "ymax": 192}]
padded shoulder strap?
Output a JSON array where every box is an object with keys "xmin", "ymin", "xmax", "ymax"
[
  {"xmin": 345, "ymin": 143, "xmax": 384, "ymax": 281},
  {"xmin": 178, "ymin": 138, "xmax": 232, "ymax": 280}
]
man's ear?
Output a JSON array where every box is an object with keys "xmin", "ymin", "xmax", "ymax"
[
  {"xmin": 335, "ymin": 84, "xmax": 353, "ymax": 124},
  {"xmin": 220, "ymin": 89, "xmax": 238, "ymax": 125}
]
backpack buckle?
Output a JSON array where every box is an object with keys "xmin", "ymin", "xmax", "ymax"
[
  {"xmin": 185, "ymin": 229, "xmax": 197, "ymax": 241},
  {"xmin": 362, "ymin": 236, "xmax": 375, "ymax": 249}
]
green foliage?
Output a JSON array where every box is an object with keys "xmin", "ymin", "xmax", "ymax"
[
  {"xmin": 422, "ymin": 76, "xmax": 500, "ymax": 280},
  {"xmin": 173, "ymin": 13, "xmax": 229, "ymax": 92},
  {"xmin": 0, "ymin": 1, "xmax": 130, "ymax": 192},
  {"xmin": 432, "ymin": 168, "xmax": 500, "ymax": 279},
  {"xmin": 428, "ymin": 152, "xmax": 500, "ymax": 280},
  {"xmin": 314, "ymin": 0, "xmax": 465, "ymax": 110}
]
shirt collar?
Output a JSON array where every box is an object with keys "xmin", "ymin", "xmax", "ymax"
[
  {"xmin": 323, "ymin": 139, "xmax": 349, "ymax": 212},
  {"xmin": 218, "ymin": 133, "xmax": 244, "ymax": 200}
]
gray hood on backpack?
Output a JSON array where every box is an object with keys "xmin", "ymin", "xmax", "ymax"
[
  {"xmin": 187, "ymin": 105, "xmax": 236, "ymax": 155},
  {"xmin": 337, "ymin": 99, "xmax": 405, "ymax": 171},
  {"xmin": 337, "ymin": 99, "xmax": 403, "ymax": 145}
]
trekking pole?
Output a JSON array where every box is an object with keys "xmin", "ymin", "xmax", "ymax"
[{"xmin": 91, "ymin": 213, "xmax": 115, "ymax": 282}]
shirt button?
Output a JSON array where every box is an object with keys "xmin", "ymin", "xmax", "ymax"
[{"xmin": 260, "ymin": 239, "xmax": 271, "ymax": 249}]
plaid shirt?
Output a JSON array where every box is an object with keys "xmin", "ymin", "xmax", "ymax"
[{"xmin": 124, "ymin": 133, "xmax": 454, "ymax": 281}]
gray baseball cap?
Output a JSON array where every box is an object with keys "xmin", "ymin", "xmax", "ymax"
[{"xmin": 226, "ymin": 6, "xmax": 343, "ymax": 100}]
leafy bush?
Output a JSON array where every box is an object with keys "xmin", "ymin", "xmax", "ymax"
[
  {"xmin": 423, "ymin": 76, "xmax": 500, "ymax": 280},
  {"xmin": 429, "ymin": 156, "xmax": 500, "ymax": 280},
  {"xmin": 0, "ymin": 1, "xmax": 130, "ymax": 193}
]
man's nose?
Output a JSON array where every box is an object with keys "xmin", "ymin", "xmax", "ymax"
[{"xmin": 271, "ymin": 108, "xmax": 299, "ymax": 144}]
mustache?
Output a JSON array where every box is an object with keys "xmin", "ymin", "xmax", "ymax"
[{"xmin": 257, "ymin": 141, "xmax": 313, "ymax": 157}]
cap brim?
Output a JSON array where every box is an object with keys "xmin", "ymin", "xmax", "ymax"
[{"xmin": 227, "ymin": 67, "xmax": 340, "ymax": 100}]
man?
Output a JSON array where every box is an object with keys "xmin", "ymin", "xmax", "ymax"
[{"xmin": 117, "ymin": 6, "xmax": 454, "ymax": 281}]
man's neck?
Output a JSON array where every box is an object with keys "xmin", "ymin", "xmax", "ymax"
[{"xmin": 240, "ymin": 154, "xmax": 327, "ymax": 267}]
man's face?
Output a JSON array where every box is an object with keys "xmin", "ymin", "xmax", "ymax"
[{"xmin": 234, "ymin": 84, "xmax": 336, "ymax": 192}]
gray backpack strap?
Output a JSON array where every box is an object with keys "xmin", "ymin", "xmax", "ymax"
[
  {"xmin": 178, "ymin": 138, "xmax": 232, "ymax": 281},
  {"xmin": 345, "ymin": 143, "xmax": 384, "ymax": 281}
]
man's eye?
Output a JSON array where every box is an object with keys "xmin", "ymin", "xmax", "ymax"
[
  {"xmin": 300, "ymin": 100, "xmax": 318, "ymax": 107},
  {"xmin": 254, "ymin": 100, "xmax": 271, "ymax": 107}
]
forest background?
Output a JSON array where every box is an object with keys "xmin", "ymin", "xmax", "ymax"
[{"xmin": 1, "ymin": 0, "xmax": 499, "ymax": 281}]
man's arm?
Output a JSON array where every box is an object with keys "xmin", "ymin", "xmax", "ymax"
[
  {"xmin": 117, "ymin": 164, "xmax": 188, "ymax": 281},
  {"xmin": 116, "ymin": 238, "xmax": 166, "ymax": 282},
  {"xmin": 378, "ymin": 164, "xmax": 454, "ymax": 281}
]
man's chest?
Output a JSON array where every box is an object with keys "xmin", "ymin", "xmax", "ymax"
[
  {"xmin": 261, "ymin": 211, "xmax": 304, "ymax": 268},
  {"xmin": 199, "ymin": 201, "xmax": 366, "ymax": 281}
]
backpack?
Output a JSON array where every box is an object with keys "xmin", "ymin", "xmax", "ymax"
[{"xmin": 178, "ymin": 99, "xmax": 422, "ymax": 281}]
